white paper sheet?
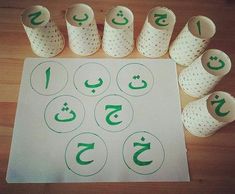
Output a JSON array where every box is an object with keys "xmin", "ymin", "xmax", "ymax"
[{"xmin": 6, "ymin": 58, "xmax": 189, "ymax": 183}]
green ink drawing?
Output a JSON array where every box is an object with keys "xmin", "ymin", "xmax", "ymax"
[
  {"xmin": 128, "ymin": 75, "xmax": 147, "ymax": 90},
  {"xmin": 207, "ymin": 56, "xmax": 225, "ymax": 70},
  {"xmin": 54, "ymin": 102, "xmax": 77, "ymax": 122},
  {"xmin": 105, "ymin": 105, "xmax": 122, "ymax": 125},
  {"xmin": 154, "ymin": 13, "xmax": 168, "ymax": 26},
  {"xmin": 76, "ymin": 143, "xmax": 95, "ymax": 165},
  {"xmin": 133, "ymin": 136, "xmax": 153, "ymax": 166},
  {"xmin": 84, "ymin": 78, "xmax": 103, "ymax": 94},
  {"xmin": 211, "ymin": 95, "xmax": 230, "ymax": 117},
  {"xmin": 196, "ymin": 20, "xmax": 201, "ymax": 36},
  {"xmin": 28, "ymin": 11, "xmax": 44, "ymax": 25},
  {"xmin": 73, "ymin": 14, "xmax": 89, "ymax": 26},
  {"xmin": 45, "ymin": 67, "xmax": 51, "ymax": 89},
  {"xmin": 111, "ymin": 10, "xmax": 129, "ymax": 26}
]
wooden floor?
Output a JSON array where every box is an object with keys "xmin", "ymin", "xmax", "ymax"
[{"xmin": 0, "ymin": 0, "xmax": 235, "ymax": 193}]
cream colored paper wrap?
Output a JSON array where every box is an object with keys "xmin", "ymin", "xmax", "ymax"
[
  {"xmin": 21, "ymin": 5, "xmax": 64, "ymax": 57},
  {"xmin": 179, "ymin": 49, "xmax": 231, "ymax": 97},
  {"xmin": 137, "ymin": 7, "xmax": 176, "ymax": 58},
  {"xmin": 182, "ymin": 91, "xmax": 235, "ymax": 137},
  {"xmin": 102, "ymin": 6, "xmax": 134, "ymax": 57},
  {"xmin": 169, "ymin": 16, "xmax": 216, "ymax": 66},
  {"xmin": 65, "ymin": 4, "xmax": 101, "ymax": 56}
]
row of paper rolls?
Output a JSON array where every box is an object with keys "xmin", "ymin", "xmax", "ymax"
[{"xmin": 21, "ymin": 4, "xmax": 234, "ymax": 137}]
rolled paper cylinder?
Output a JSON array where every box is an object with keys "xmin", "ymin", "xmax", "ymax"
[
  {"xmin": 21, "ymin": 5, "xmax": 65, "ymax": 57},
  {"xmin": 179, "ymin": 49, "xmax": 231, "ymax": 98},
  {"xmin": 182, "ymin": 91, "xmax": 235, "ymax": 137},
  {"xmin": 169, "ymin": 15, "xmax": 216, "ymax": 66},
  {"xmin": 65, "ymin": 4, "xmax": 101, "ymax": 56},
  {"xmin": 137, "ymin": 7, "xmax": 176, "ymax": 58},
  {"xmin": 102, "ymin": 6, "xmax": 134, "ymax": 57}
]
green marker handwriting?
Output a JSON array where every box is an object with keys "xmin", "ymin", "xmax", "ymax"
[
  {"xmin": 154, "ymin": 13, "xmax": 168, "ymax": 26},
  {"xmin": 211, "ymin": 95, "xmax": 230, "ymax": 117},
  {"xmin": 45, "ymin": 67, "xmax": 51, "ymax": 89},
  {"xmin": 54, "ymin": 102, "xmax": 76, "ymax": 122},
  {"xmin": 133, "ymin": 136, "xmax": 153, "ymax": 166},
  {"xmin": 105, "ymin": 105, "xmax": 122, "ymax": 125},
  {"xmin": 111, "ymin": 10, "xmax": 129, "ymax": 26},
  {"xmin": 73, "ymin": 14, "xmax": 89, "ymax": 26},
  {"xmin": 28, "ymin": 11, "xmax": 44, "ymax": 25},
  {"xmin": 128, "ymin": 75, "xmax": 147, "ymax": 90},
  {"xmin": 207, "ymin": 56, "xmax": 225, "ymax": 70},
  {"xmin": 84, "ymin": 78, "xmax": 103, "ymax": 94},
  {"xmin": 196, "ymin": 20, "xmax": 201, "ymax": 36},
  {"xmin": 76, "ymin": 143, "xmax": 95, "ymax": 165}
]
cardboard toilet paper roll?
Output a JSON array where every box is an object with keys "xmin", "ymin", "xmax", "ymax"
[
  {"xmin": 21, "ymin": 5, "xmax": 65, "ymax": 57},
  {"xmin": 65, "ymin": 4, "xmax": 101, "ymax": 56},
  {"xmin": 169, "ymin": 15, "xmax": 216, "ymax": 66},
  {"xmin": 182, "ymin": 91, "xmax": 235, "ymax": 137},
  {"xmin": 102, "ymin": 6, "xmax": 134, "ymax": 57},
  {"xmin": 137, "ymin": 7, "xmax": 176, "ymax": 58},
  {"xmin": 179, "ymin": 49, "xmax": 231, "ymax": 98}
]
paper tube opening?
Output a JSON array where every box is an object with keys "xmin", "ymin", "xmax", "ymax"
[
  {"xmin": 65, "ymin": 3, "xmax": 94, "ymax": 27},
  {"xmin": 148, "ymin": 7, "xmax": 176, "ymax": 30},
  {"xmin": 207, "ymin": 91, "xmax": 235, "ymax": 123},
  {"xmin": 106, "ymin": 6, "xmax": 133, "ymax": 29},
  {"xmin": 201, "ymin": 49, "xmax": 231, "ymax": 76},
  {"xmin": 188, "ymin": 16, "xmax": 216, "ymax": 39},
  {"xmin": 21, "ymin": 5, "xmax": 50, "ymax": 28}
]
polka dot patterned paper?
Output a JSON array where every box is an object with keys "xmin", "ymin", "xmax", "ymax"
[
  {"xmin": 182, "ymin": 91, "xmax": 235, "ymax": 137},
  {"xmin": 21, "ymin": 5, "xmax": 65, "ymax": 57},
  {"xmin": 182, "ymin": 95, "xmax": 225, "ymax": 137},
  {"xmin": 102, "ymin": 6, "xmax": 134, "ymax": 57},
  {"xmin": 137, "ymin": 7, "xmax": 176, "ymax": 58},
  {"xmin": 65, "ymin": 4, "xmax": 101, "ymax": 56},
  {"xmin": 169, "ymin": 16, "xmax": 216, "ymax": 66},
  {"xmin": 179, "ymin": 49, "xmax": 231, "ymax": 98}
]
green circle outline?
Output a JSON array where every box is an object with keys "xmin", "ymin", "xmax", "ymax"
[
  {"xmin": 44, "ymin": 95, "xmax": 85, "ymax": 133},
  {"xmin": 73, "ymin": 62, "xmax": 111, "ymax": 97},
  {"xmin": 94, "ymin": 94, "xmax": 134, "ymax": 133},
  {"xmin": 30, "ymin": 60, "xmax": 68, "ymax": 96},
  {"xmin": 116, "ymin": 63, "xmax": 155, "ymax": 97},
  {"xmin": 64, "ymin": 132, "xmax": 108, "ymax": 177},
  {"xmin": 122, "ymin": 131, "xmax": 165, "ymax": 175}
]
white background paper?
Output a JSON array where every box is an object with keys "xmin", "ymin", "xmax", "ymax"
[{"xmin": 7, "ymin": 58, "xmax": 189, "ymax": 182}]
